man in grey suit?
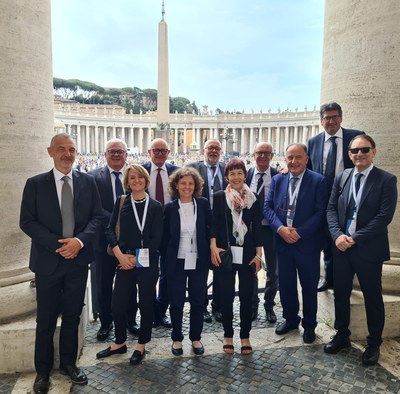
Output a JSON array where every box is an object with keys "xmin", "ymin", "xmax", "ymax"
[
  {"xmin": 324, "ymin": 135, "xmax": 397, "ymax": 366},
  {"xmin": 307, "ymin": 102, "xmax": 364, "ymax": 291},
  {"xmin": 188, "ymin": 139, "xmax": 227, "ymax": 323}
]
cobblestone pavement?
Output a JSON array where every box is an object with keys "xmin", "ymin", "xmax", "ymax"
[{"xmin": 5, "ymin": 296, "xmax": 400, "ymax": 393}]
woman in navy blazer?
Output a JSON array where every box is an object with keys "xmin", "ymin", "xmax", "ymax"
[{"xmin": 163, "ymin": 167, "xmax": 211, "ymax": 356}]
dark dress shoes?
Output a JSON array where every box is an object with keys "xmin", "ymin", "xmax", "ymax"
[
  {"xmin": 130, "ymin": 349, "xmax": 145, "ymax": 365},
  {"xmin": 251, "ymin": 310, "xmax": 258, "ymax": 321},
  {"xmin": 96, "ymin": 344, "xmax": 127, "ymax": 359},
  {"xmin": 192, "ymin": 343, "xmax": 204, "ymax": 355},
  {"xmin": 323, "ymin": 334, "xmax": 351, "ymax": 354},
  {"xmin": 33, "ymin": 374, "xmax": 49, "ymax": 394},
  {"xmin": 97, "ymin": 323, "xmax": 113, "ymax": 341},
  {"xmin": 127, "ymin": 321, "xmax": 140, "ymax": 336},
  {"xmin": 362, "ymin": 345, "xmax": 380, "ymax": 366},
  {"xmin": 265, "ymin": 308, "xmax": 277, "ymax": 323},
  {"xmin": 275, "ymin": 321, "xmax": 298, "ymax": 335},
  {"xmin": 160, "ymin": 315, "xmax": 172, "ymax": 328},
  {"xmin": 59, "ymin": 365, "xmax": 88, "ymax": 385},
  {"xmin": 317, "ymin": 279, "xmax": 333, "ymax": 292},
  {"xmin": 171, "ymin": 344, "xmax": 183, "ymax": 356},
  {"xmin": 203, "ymin": 310, "xmax": 212, "ymax": 323},
  {"xmin": 303, "ymin": 328, "xmax": 316, "ymax": 344}
]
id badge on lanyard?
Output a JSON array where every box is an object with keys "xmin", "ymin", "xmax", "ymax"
[{"xmin": 131, "ymin": 195, "xmax": 150, "ymax": 268}]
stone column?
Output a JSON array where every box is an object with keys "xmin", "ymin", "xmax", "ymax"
[
  {"xmin": 94, "ymin": 125, "xmax": 99, "ymax": 153},
  {"xmin": 138, "ymin": 128, "xmax": 144, "ymax": 153},
  {"xmin": 174, "ymin": 128, "xmax": 178, "ymax": 154}
]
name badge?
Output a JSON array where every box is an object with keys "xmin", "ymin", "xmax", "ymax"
[
  {"xmin": 136, "ymin": 248, "xmax": 150, "ymax": 268},
  {"xmin": 231, "ymin": 246, "xmax": 243, "ymax": 265},
  {"xmin": 347, "ymin": 219, "xmax": 356, "ymax": 236},
  {"xmin": 184, "ymin": 252, "xmax": 197, "ymax": 270}
]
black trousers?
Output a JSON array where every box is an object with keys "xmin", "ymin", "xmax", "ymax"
[
  {"xmin": 112, "ymin": 265, "xmax": 158, "ymax": 345},
  {"xmin": 35, "ymin": 262, "xmax": 88, "ymax": 375},
  {"xmin": 219, "ymin": 264, "xmax": 254, "ymax": 339},
  {"xmin": 167, "ymin": 259, "xmax": 208, "ymax": 342},
  {"xmin": 333, "ymin": 249, "xmax": 384, "ymax": 346}
]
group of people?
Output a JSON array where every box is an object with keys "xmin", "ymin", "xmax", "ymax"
[{"xmin": 20, "ymin": 101, "xmax": 397, "ymax": 394}]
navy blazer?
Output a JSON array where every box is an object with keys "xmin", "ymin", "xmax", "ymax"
[
  {"xmin": 187, "ymin": 161, "xmax": 227, "ymax": 200},
  {"xmin": 307, "ymin": 127, "xmax": 365, "ymax": 175},
  {"xmin": 162, "ymin": 197, "xmax": 211, "ymax": 275},
  {"xmin": 327, "ymin": 166, "xmax": 397, "ymax": 262},
  {"xmin": 88, "ymin": 166, "xmax": 115, "ymax": 252},
  {"xmin": 20, "ymin": 170, "xmax": 103, "ymax": 275},
  {"xmin": 264, "ymin": 169, "xmax": 328, "ymax": 254}
]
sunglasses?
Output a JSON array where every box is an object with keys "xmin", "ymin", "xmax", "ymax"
[{"xmin": 349, "ymin": 147, "xmax": 372, "ymax": 154}]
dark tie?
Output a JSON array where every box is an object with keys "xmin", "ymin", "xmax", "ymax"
[
  {"xmin": 113, "ymin": 171, "xmax": 124, "ymax": 198},
  {"xmin": 61, "ymin": 176, "xmax": 74, "ymax": 238},
  {"xmin": 325, "ymin": 136, "xmax": 338, "ymax": 190},
  {"xmin": 346, "ymin": 173, "xmax": 363, "ymax": 220},
  {"xmin": 257, "ymin": 173, "xmax": 265, "ymax": 202},
  {"xmin": 156, "ymin": 168, "xmax": 164, "ymax": 206},
  {"xmin": 290, "ymin": 176, "xmax": 299, "ymax": 195},
  {"xmin": 211, "ymin": 165, "xmax": 221, "ymax": 192}
]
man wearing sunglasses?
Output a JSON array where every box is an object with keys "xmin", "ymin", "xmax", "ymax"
[
  {"xmin": 307, "ymin": 102, "xmax": 364, "ymax": 292},
  {"xmin": 142, "ymin": 138, "xmax": 179, "ymax": 328},
  {"xmin": 325, "ymin": 135, "xmax": 397, "ymax": 366}
]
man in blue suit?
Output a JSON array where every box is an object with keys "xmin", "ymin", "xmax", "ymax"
[
  {"xmin": 142, "ymin": 138, "xmax": 179, "ymax": 328},
  {"xmin": 20, "ymin": 133, "xmax": 102, "ymax": 393},
  {"xmin": 307, "ymin": 102, "xmax": 364, "ymax": 291},
  {"xmin": 89, "ymin": 139, "xmax": 139, "ymax": 341},
  {"xmin": 264, "ymin": 143, "xmax": 328, "ymax": 343},
  {"xmin": 246, "ymin": 142, "xmax": 278, "ymax": 323},
  {"xmin": 324, "ymin": 135, "xmax": 397, "ymax": 366}
]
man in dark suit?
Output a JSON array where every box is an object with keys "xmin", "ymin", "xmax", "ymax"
[
  {"xmin": 264, "ymin": 143, "xmax": 328, "ymax": 343},
  {"xmin": 307, "ymin": 102, "xmax": 364, "ymax": 291},
  {"xmin": 246, "ymin": 142, "xmax": 278, "ymax": 323},
  {"xmin": 89, "ymin": 138, "xmax": 139, "ymax": 341},
  {"xmin": 188, "ymin": 139, "xmax": 227, "ymax": 323},
  {"xmin": 142, "ymin": 138, "xmax": 178, "ymax": 328},
  {"xmin": 20, "ymin": 133, "xmax": 102, "ymax": 394},
  {"xmin": 324, "ymin": 135, "xmax": 397, "ymax": 366}
]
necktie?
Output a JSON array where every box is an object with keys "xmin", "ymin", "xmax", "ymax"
[
  {"xmin": 346, "ymin": 173, "xmax": 363, "ymax": 219},
  {"xmin": 113, "ymin": 171, "xmax": 124, "ymax": 198},
  {"xmin": 257, "ymin": 173, "xmax": 265, "ymax": 202},
  {"xmin": 290, "ymin": 176, "xmax": 299, "ymax": 195},
  {"xmin": 211, "ymin": 165, "xmax": 221, "ymax": 192},
  {"xmin": 325, "ymin": 136, "xmax": 338, "ymax": 190},
  {"xmin": 61, "ymin": 176, "xmax": 74, "ymax": 238},
  {"xmin": 156, "ymin": 168, "xmax": 164, "ymax": 207}
]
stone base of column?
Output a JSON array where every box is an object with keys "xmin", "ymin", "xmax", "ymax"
[
  {"xmin": 0, "ymin": 291, "xmax": 88, "ymax": 373},
  {"xmin": 317, "ymin": 289, "xmax": 400, "ymax": 340}
]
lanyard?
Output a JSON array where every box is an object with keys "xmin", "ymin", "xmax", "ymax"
[
  {"xmin": 256, "ymin": 172, "xmax": 267, "ymax": 195},
  {"xmin": 209, "ymin": 166, "xmax": 219, "ymax": 190},
  {"xmin": 178, "ymin": 198, "xmax": 197, "ymax": 246},
  {"xmin": 287, "ymin": 177, "xmax": 301, "ymax": 207},
  {"xmin": 131, "ymin": 194, "xmax": 149, "ymax": 248}
]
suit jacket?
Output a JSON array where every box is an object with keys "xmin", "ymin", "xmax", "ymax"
[
  {"xmin": 162, "ymin": 197, "xmax": 211, "ymax": 275},
  {"xmin": 307, "ymin": 128, "xmax": 365, "ymax": 175},
  {"xmin": 327, "ymin": 166, "xmax": 397, "ymax": 262},
  {"xmin": 88, "ymin": 166, "xmax": 115, "ymax": 252},
  {"xmin": 20, "ymin": 170, "xmax": 103, "ymax": 275},
  {"xmin": 211, "ymin": 190, "xmax": 263, "ymax": 265},
  {"xmin": 187, "ymin": 161, "xmax": 227, "ymax": 200},
  {"xmin": 246, "ymin": 166, "xmax": 278, "ymax": 218},
  {"xmin": 264, "ymin": 169, "xmax": 328, "ymax": 254}
]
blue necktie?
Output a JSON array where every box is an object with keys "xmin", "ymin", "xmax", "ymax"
[
  {"xmin": 325, "ymin": 136, "xmax": 337, "ymax": 191},
  {"xmin": 113, "ymin": 172, "xmax": 124, "ymax": 198},
  {"xmin": 61, "ymin": 176, "xmax": 74, "ymax": 238}
]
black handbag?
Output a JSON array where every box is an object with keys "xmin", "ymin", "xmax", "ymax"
[{"xmin": 217, "ymin": 206, "xmax": 233, "ymax": 272}]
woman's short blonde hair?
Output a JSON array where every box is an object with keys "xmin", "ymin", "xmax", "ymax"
[
  {"xmin": 168, "ymin": 167, "xmax": 204, "ymax": 199},
  {"xmin": 123, "ymin": 163, "xmax": 150, "ymax": 191}
]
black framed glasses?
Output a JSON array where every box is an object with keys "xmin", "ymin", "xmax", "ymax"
[
  {"xmin": 349, "ymin": 147, "xmax": 372, "ymax": 154},
  {"xmin": 322, "ymin": 115, "xmax": 340, "ymax": 122},
  {"xmin": 255, "ymin": 151, "xmax": 272, "ymax": 156},
  {"xmin": 151, "ymin": 148, "xmax": 169, "ymax": 155},
  {"xmin": 107, "ymin": 149, "xmax": 126, "ymax": 155},
  {"xmin": 206, "ymin": 146, "xmax": 221, "ymax": 151}
]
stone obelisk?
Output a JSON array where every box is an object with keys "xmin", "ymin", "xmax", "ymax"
[
  {"xmin": 320, "ymin": 0, "xmax": 400, "ymax": 337},
  {"xmin": 156, "ymin": 0, "xmax": 170, "ymax": 141}
]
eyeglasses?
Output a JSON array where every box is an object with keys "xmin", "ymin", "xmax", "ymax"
[
  {"xmin": 107, "ymin": 149, "xmax": 126, "ymax": 155},
  {"xmin": 349, "ymin": 147, "xmax": 372, "ymax": 154},
  {"xmin": 206, "ymin": 146, "xmax": 221, "ymax": 151},
  {"xmin": 151, "ymin": 148, "xmax": 169, "ymax": 155},
  {"xmin": 255, "ymin": 151, "xmax": 272, "ymax": 157},
  {"xmin": 322, "ymin": 115, "xmax": 340, "ymax": 122}
]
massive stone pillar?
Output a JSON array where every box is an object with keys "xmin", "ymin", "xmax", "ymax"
[
  {"xmin": 0, "ymin": 0, "xmax": 53, "ymax": 323},
  {"xmin": 319, "ymin": 0, "xmax": 400, "ymax": 338}
]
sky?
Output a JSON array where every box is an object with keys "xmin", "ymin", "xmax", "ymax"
[{"xmin": 51, "ymin": 0, "xmax": 325, "ymax": 113}]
